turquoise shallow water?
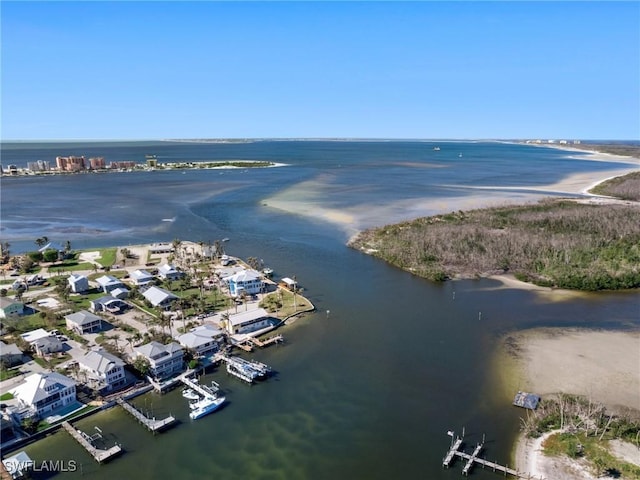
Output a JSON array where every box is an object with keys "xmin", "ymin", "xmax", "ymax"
[{"xmin": 1, "ymin": 141, "xmax": 638, "ymax": 479}]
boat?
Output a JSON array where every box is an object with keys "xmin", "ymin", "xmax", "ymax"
[
  {"xmin": 182, "ymin": 388, "xmax": 200, "ymax": 400},
  {"xmin": 226, "ymin": 361, "xmax": 259, "ymax": 383},
  {"xmin": 220, "ymin": 254, "xmax": 231, "ymax": 266},
  {"xmin": 262, "ymin": 267, "xmax": 274, "ymax": 278},
  {"xmin": 189, "ymin": 395, "xmax": 226, "ymax": 420},
  {"xmin": 433, "ymin": 146, "xmax": 441, "ymax": 151}
]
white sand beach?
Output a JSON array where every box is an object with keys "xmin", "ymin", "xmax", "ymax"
[{"xmin": 263, "ymin": 144, "xmax": 639, "ymax": 241}]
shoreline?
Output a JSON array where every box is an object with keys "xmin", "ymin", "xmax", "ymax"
[{"xmin": 501, "ymin": 328, "xmax": 640, "ymax": 477}]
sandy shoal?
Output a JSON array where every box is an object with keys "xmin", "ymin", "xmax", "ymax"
[
  {"xmin": 263, "ymin": 151, "xmax": 639, "ymax": 243},
  {"xmin": 502, "ymin": 328, "xmax": 640, "ymax": 476}
]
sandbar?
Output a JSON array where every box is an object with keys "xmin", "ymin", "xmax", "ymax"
[{"xmin": 500, "ymin": 328, "xmax": 640, "ymax": 477}]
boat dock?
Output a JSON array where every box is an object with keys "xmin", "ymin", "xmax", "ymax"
[
  {"xmin": 248, "ymin": 334, "xmax": 283, "ymax": 348},
  {"xmin": 116, "ymin": 398, "xmax": 176, "ymax": 433},
  {"xmin": 232, "ymin": 334, "xmax": 284, "ymax": 352},
  {"xmin": 180, "ymin": 374, "xmax": 220, "ymax": 398},
  {"xmin": 214, "ymin": 353, "xmax": 271, "ymax": 384},
  {"xmin": 443, "ymin": 431, "xmax": 538, "ymax": 478},
  {"xmin": 61, "ymin": 421, "xmax": 122, "ymax": 463}
]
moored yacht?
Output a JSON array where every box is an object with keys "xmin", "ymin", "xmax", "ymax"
[{"xmin": 189, "ymin": 395, "xmax": 226, "ymax": 420}]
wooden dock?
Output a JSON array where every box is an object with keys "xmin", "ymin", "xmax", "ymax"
[
  {"xmin": 61, "ymin": 421, "xmax": 122, "ymax": 463},
  {"xmin": 443, "ymin": 431, "xmax": 541, "ymax": 478},
  {"xmin": 180, "ymin": 375, "xmax": 220, "ymax": 398},
  {"xmin": 116, "ymin": 398, "xmax": 176, "ymax": 433},
  {"xmin": 248, "ymin": 334, "xmax": 283, "ymax": 348}
]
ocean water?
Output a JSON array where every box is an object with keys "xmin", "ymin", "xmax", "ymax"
[{"xmin": 1, "ymin": 141, "xmax": 638, "ymax": 479}]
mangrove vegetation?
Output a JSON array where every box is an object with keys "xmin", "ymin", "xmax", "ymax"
[{"xmin": 349, "ymin": 199, "xmax": 640, "ymax": 290}]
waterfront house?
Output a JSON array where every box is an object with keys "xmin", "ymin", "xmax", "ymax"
[
  {"xmin": 280, "ymin": 277, "xmax": 298, "ymax": 291},
  {"xmin": 157, "ymin": 264, "xmax": 182, "ymax": 281},
  {"xmin": 222, "ymin": 308, "xmax": 277, "ymax": 336},
  {"xmin": 223, "ymin": 269, "xmax": 263, "ymax": 297},
  {"xmin": 0, "ymin": 341, "xmax": 23, "ymax": 366},
  {"xmin": 95, "ymin": 275, "xmax": 125, "ymax": 294},
  {"xmin": 90, "ymin": 296, "xmax": 129, "ymax": 314},
  {"xmin": 141, "ymin": 286, "xmax": 178, "ymax": 310},
  {"xmin": 2, "ymin": 451, "xmax": 33, "ymax": 479},
  {"xmin": 10, "ymin": 372, "xmax": 76, "ymax": 419},
  {"xmin": 0, "ymin": 297, "xmax": 24, "ymax": 318},
  {"xmin": 177, "ymin": 324, "xmax": 225, "ymax": 358},
  {"xmin": 68, "ymin": 273, "xmax": 90, "ymax": 293},
  {"xmin": 32, "ymin": 336, "xmax": 63, "ymax": 357},
  {"xmin": 78, "ymin": 349, "xmax": 128, "ymax": 393},
  {"xmin": 133, "ymin": 341, "xmax": 184, "ymax": 380},
  {"xmin": 65, "ymin": 310, "xmax": 104, "ymax": 334},
  {"xmin": 130, "ymin": 269, "xmax": 155, "ymax": 286},
  {"xmin": 149, "ymin": 243, "xmax": 174, "ymax": 254}
]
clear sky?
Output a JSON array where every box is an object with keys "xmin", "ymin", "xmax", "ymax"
[{"xmin": 2, "ymin": 1, "xmax": 639, "ymax": 140}]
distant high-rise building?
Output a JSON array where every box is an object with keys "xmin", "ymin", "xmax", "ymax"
[
  {"xmin": 27, "ymin": 160, "xmax": 51, "ymax": 172},
  {"xmin": 89, "ymin": 157, "xmax": 106, "ymax": 169},
  {"xmin": 56, "ymin": 156, "xmax": 86, "ymax": 171}
]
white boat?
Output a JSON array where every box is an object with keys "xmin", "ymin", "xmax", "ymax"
[
  {"xmin": 262, "ymin": 267, "xmax": 274, "ymax": 278},
  {"xmin": 189, "ymin": 395, "xmax": 226, "ymax": 420},
  {"xmin": 226, "ymin": 362, "xmax": 258, "ymax": 383},
  {"xmin": 433, "ymin": 146, "xmax": 441, "ymax": 151},
  {"xmin": 182, "ymin": 388, "xmax": 200, "ymax": 400}
]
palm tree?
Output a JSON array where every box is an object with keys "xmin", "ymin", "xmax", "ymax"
[
  {"xmin": 0, "ymin": 241, "xmax": 10, "ymax": 261},
  {"xmin": 172, "ymin": 238, "xmax": 182, "ymax": 262},
  {"xmin": 35, "ymin": 237, "xmax": 47, "ymax": 248}
]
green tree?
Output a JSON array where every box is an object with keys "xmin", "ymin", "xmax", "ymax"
[
  {"xmin": 35, "ymin": 237, "xmax": 47, "ymax": 248},
  {"xmin": 133, "ymin": 357, "xmax": 151, "ymax": 376},
  {"xmin": 42, "ymin": 249, "xmax": 58, "ymax": 263}
]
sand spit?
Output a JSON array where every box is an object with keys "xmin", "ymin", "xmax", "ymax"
[{"xmin": 505, "ymin": 328, "xmax": 640, "ymax": 478}]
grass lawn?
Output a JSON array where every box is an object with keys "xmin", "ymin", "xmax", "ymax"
[
  {"xmin": 48, "ymin": 261, "xmax": 95, "ymax": 273},
  {"xmin": 0, "ymin": 392, "xmax": 14, "ymax": 400},
  {"xmin": 96, "ymin": 248, "xmax": 117, "ymax": 267}
]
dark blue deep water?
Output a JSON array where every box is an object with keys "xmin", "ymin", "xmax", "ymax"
[{"xmin": 1, "ymin": 140, "xmax": 638, "ymax": 479}]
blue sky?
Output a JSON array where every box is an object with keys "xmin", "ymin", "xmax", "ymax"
[{"xmin": 2, "ymin": 1, "xmax": 639, "ymax": 140}]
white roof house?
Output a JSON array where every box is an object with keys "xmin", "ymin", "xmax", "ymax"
[
  {"xmin": 223, "ymin": 269, "xmax": 263, "ymax": 296},
  {"xmin": 95, "ymin": 275, "xmax": 125, "ymax": 294},
  {"xmin": 130, "ymin": 269, "xmax": 155, "ymax": 286},
  {"xmin": 142, "ymin": 286, "xmax": 178, "ymax": 309},
  {"xmin": 78, "ymin": 349, "xmax": 127, "ymax": 392},
  {"xmin": 134, "ymin": 341, "xmax": 184, "ymax": 380},
  {"xmin": 222, "ymin": 308, "xmax": 277, "ymax": 336},
  {"xmin": 157, "ymin": 264, "xmax": 182, "ymax": 281},
  {"xmin": 68, "ymin": 273, "xmax": 90, "ymax": 293},
  {"xmin": 65, "ymin": 310, "xmax": 104, "ymax": 334},
  {"xmin": 280, "ymin": 277, "xmax": 298, "ymax": 290},
  {"xmin": 20, "ymin": 328, "xmax": 51, "ymax": 344},
  {"xmin": 10, "ymin": 372, "xmax": 76, "ymax": 418},
  {"xmin": 177, "ymin": 324, "xmax": 225, "ymax": 357}
]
